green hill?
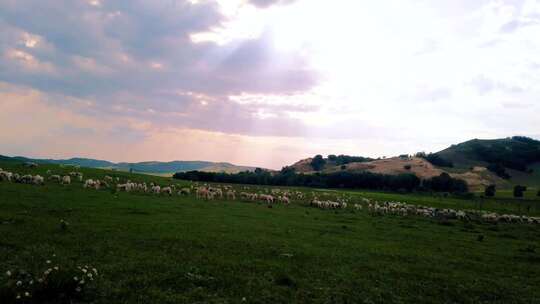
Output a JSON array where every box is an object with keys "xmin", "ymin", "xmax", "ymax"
[{"xmin": 434, "ymin": 136, "xmax": 540, "ymax": 184}]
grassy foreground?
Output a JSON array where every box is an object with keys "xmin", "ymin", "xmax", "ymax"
[{"xmin": 1, "ymin": 161, "xmax": 540, "ymax": 303}]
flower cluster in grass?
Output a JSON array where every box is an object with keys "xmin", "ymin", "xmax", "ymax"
[{"xmin": 0, "ymin": 257, "xmax": 99, "ymax": 303}]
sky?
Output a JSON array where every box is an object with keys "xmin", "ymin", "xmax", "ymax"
[{"xmin": 0, "ymin": 0, "xmax": 539, "ymax": 169}]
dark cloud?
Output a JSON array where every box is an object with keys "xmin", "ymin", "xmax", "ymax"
[{"xmin": 0, "ymin": 0, "xmax": 319, "ymax": 137}]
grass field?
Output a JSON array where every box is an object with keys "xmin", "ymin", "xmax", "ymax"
[{"xmin": 1, "ymin": 160, "xmax": 540, "ymax": 303}]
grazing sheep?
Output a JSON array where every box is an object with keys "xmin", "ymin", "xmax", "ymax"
[
  {"xmin": 49, "ymin": 175, "xmax": 61, "ymax": 182},
  {"xmin": 226, "ymin": 190, "xmax": 236, "ymax": 200},
  {"xmin": 278, "ymin": 196, "xmax": 290, "ymax": 205},
  {"xmin": 196, "ymin": 187, "xmax": 211, "ymax": 200},
  {"xmin": 161, "ymin": 186, "xmax": 173, "ymax": 196},
  {"xmin": 151, "ymin": 185, "xmax": 161, "ymax": 194},
  {"xmin": 179, "ymin": 188, "xmax": 191, "ymax": 196},
  {"xmin": 61, "ymin": 176, "xmax": 71, "ymax": 185},
  {"xmin": 259, "ymin": 194, "xmax": 275, "ymax": 204},
  {"xmin": 0, "ymin": 170, "xmax": 10, "ymax": 182},
  {"xmin": 33, "ymin": 175, "xmax": 44, "ymax": 185}
]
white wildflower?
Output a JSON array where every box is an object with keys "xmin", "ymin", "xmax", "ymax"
[
  {"xmin": 24, "ymin": 292, "xmax": 30, "ymax": 297},
  {"xmin": 16, "ymin": 280, "xmax": 22, "ymax": 286},
  {"xmin": 6, "ymin": 270, "xmax": 11, "ymax": 277}
]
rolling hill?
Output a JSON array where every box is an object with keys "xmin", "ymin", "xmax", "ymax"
[
  {"xmin": 0, "ymin": 155, "xmax": 257, "ymax": 175},
  {"xmin": 289, "ymin": 136, "xmax": 540, "ymax": 190}
]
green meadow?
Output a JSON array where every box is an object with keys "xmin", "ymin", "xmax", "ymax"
[{"xmin": 1, "ymin": 160, "xmax": 540, "ymax": 303}]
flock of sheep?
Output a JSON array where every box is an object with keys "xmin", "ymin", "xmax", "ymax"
[
  {"xmin": 366, "ymin": 201, "xmax": 540, "ymax": 224},
  {"xmin": 1, "ymin": 165, "xmax": 539, "ymax": 225}
]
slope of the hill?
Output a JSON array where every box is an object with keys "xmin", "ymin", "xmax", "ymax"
[{"xmin": 435, "ymin": 137, "xmax": 540, "ymax": 171}]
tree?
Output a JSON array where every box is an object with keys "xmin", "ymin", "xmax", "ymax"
[
  {"xmin": 327, "ymin": 154, "xmax": 337, "ymax": 161},
  {"xmin": 484, "ymin": 184, "xmax": 496, "ymax": 197},
  {"xmin": 310, "ymin": 155, "xmax": 326, "ymax": 171},
  {"xmin": 487, "ymin": 163, "xmax": 511, "ymax": 179},
  {"xmin": 513, "ymin": 185, "xmax": 527, "ymax": 198}
]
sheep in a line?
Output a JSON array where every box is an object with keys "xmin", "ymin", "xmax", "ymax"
[
  {"xmin": 366, "ymin": 201, "xmax": 540, "ymax": 225},
  {"xmin": 310, "ymin": 199, "xmax": 347, "ymax": 209}
]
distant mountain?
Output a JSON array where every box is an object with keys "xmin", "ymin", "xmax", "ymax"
[{"xmin": 0, "ymin": 155, "xmax": 258, "ymax": 175}]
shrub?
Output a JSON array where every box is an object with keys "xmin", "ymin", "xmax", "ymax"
[
  {"xmin": 1, "ymin": 258, "xmax": 99, "ymax": 303},
  {"xmin": 59, "ymin": 219, "xmax": 69, "ymax": 232},
  {"xmin": 484, "ymin": 184, "xmax": 496, "ymax": 197}
]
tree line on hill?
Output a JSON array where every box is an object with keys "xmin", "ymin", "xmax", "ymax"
[
  {"xmin": 469, "ymin": 136, "xmax": 540, "ymax": 179},
  {"xmin": 310, "ymin": 154, "xmax": 373, "ymax": 171},
  {"xmin": 173, "ymin": 168, "xmax": 469, "ymax": 193},
  {"xmin": 414, "ymin": 152, "xmax": 454, "ymax": 168}
]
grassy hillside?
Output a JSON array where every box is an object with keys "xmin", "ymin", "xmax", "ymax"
[{"xmin": 1, "ymin": 160, "xmax": 540, "ymax": 303}]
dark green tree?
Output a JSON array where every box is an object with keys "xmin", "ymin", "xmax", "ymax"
[
  {"xmin": 310, "ymin": 155, "xmax": 326, "ymax": 171},
  {"xmin": 513, "ymin": 185, "xmax": 527, "ymax": 198}
]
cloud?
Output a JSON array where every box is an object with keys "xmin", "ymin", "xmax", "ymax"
[
  {"xmin": 0, "ymin": 0, "xmax": 319, "ymax": 140},
  {"xmin": 248, "ymin": 0, "xmax": 297, "ymax": 9},
  {"xmin": 1, "ymin": 0, "xmax": 540, "ymax": 168},
  {"xmin": 468, "ymin": 75, "xmax": 524, "ymax": 95}
]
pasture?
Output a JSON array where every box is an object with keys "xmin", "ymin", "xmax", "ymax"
[{"xmin": 1, "ymin": 160, "xmax": 540, "ymax": 303}]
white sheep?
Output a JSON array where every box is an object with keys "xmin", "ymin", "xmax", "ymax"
[{"xmin": 61, "ymin": 175, "xmax": 71, "ymax": 185}]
